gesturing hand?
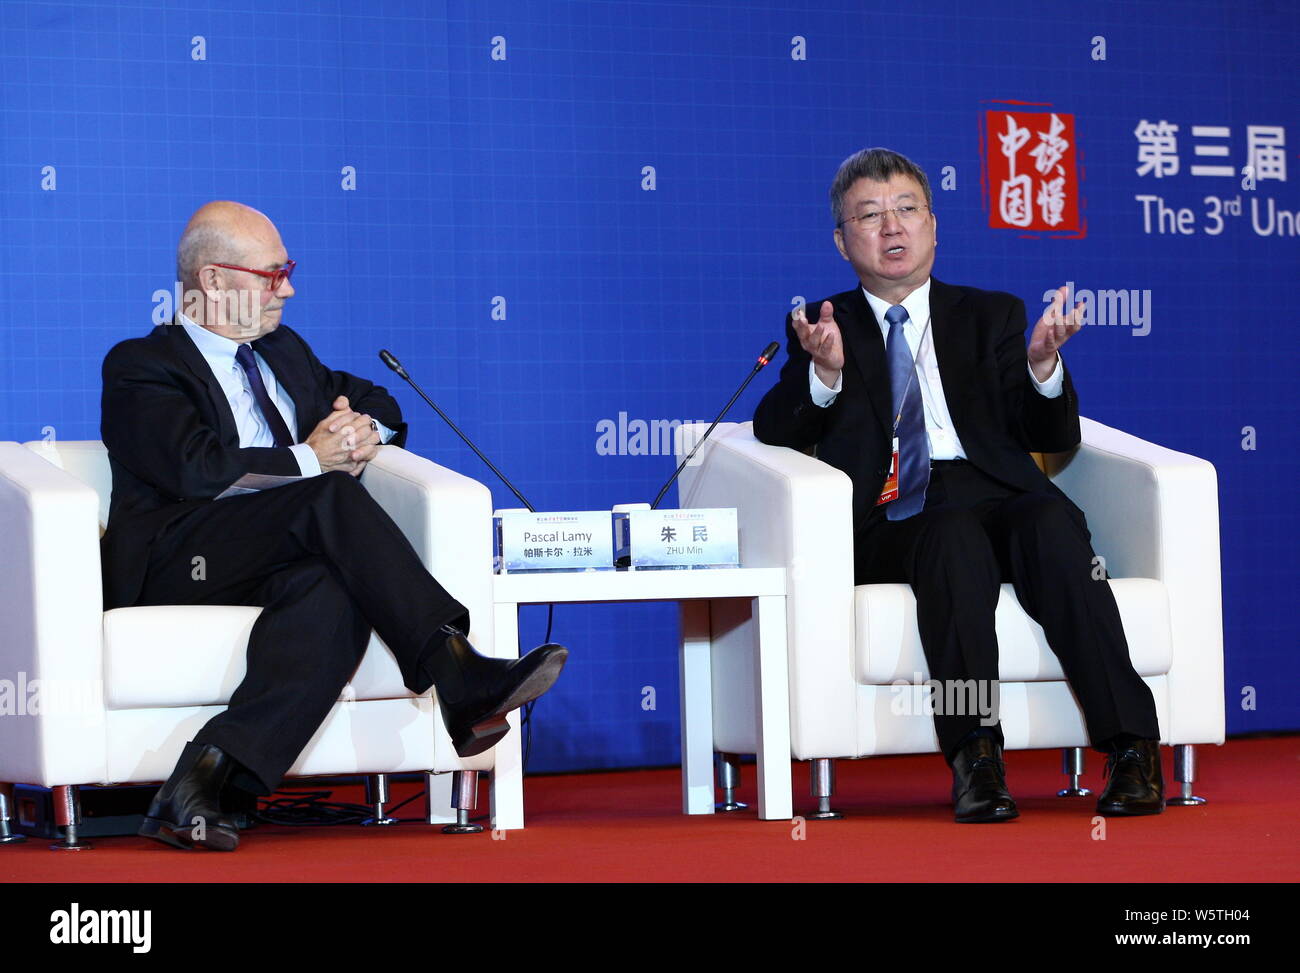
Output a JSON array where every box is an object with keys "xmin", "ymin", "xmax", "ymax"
[
  {"xmin": 1029, "ymin": 285, "xmax": 1084, "ymax": 382},
  {"xmin": 793, "ymin": 301, "xmax": 844, "ymax": 388}
]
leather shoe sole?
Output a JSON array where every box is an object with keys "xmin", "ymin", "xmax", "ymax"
[
  {"xmin": 955, "ymin": 804, "xmax": 1020, "ymax": 824},
  {"xmin": 447, "ymin": 644, "xmax": 569, "ymax": 757},
  {"xmin": 1096, "ymin": 799, "xmax": 1165, "ymax": 817},
  {"xmin": 139, "ymin": 814, "xmax": 240, "ymax": 851}
]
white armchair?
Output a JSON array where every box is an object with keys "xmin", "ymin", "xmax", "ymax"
[
  {"xmin": 676, "ymin": 419, "xmax": 1224, "ymax": 815},
  {"xmin": 0, "ymin": 440, "xmax": 515, "ymax": 848}
]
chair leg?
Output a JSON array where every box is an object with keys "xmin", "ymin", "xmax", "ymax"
[
  {"xmin": 1166, "ymin": 744, "xmax": 1207, "ymax": 806},
  {"xmin": 807, "ymin": 758, "xmax": 843, "ymax": 820},
  {"xmin": 442, "ymin": 771, "xmax": 484, "ymax": 834},
  {"xmin": 0, "ymin": 784, "xmax": 27, "ymax": 844},
  {"xmin": 50, "ymin": 785, "xmax": 92, "ymax": 851},
  {"xmin": 1057, "ymin": 747, "xmax": 1092, "ymax": 797},
  {"xmin": 714, "ymin": 753, "xmax": 748, "ymax": 812},
  {"xmin": 423, "ymin": 771, "xmax": 456, "ymax": 825},
  {"xmin": 362, "ymin": 774, "xmax": 397, "ymax": 825}
]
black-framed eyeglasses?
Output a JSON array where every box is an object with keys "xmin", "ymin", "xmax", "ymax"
[{"xmin": 211, "ymin": 259, "xmax": 297, "ymax": 290}]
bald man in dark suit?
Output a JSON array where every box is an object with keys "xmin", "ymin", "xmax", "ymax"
[{"xmin": 103, "ymin": 201, "xmax": 566, "ymax": 850}]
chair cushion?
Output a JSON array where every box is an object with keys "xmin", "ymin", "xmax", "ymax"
[
  {"xmin": 102, "ymin": 605, "xmax": 413, "ymax": 709},
  {"xmin": 855, "ymin": 579, "xmax": 1172, "ymax": 684}
]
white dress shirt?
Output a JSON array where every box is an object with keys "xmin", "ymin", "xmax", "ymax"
[
  {"xmin": 808, "ymin": 279, "xmax": 1063, "ymax": 460},
  {"xmin": 179, "ymin": 315, "xmax": 395, "ymax": 477}
]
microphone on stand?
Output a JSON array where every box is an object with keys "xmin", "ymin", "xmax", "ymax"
[
  {"xmin": 378, "ymin": 349, "xmax": 537, "ymax": 513},
  {"xmin": 380, "ymin": 348, "xmax": 551, "ymax": 769},
  {"xmin": 649, "ymin": 341, "xmax": 780, "ymax": 510}
]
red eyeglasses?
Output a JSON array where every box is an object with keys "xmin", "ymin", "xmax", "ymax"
[{"xmin": 211, "ymin": 259, "xmax": 297, "ymax": 290}]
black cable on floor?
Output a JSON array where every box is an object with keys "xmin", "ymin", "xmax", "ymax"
[
  {"xmin": 519, "ymin": 602, "xmax": 554, "ymax": 774},
  {"xmin": 254, "ymin": 790, "xmax": 372, "ymax": 827},
  {"xmin": 254, "ymin": 781, "xmax": 426, "ymax": 827}
]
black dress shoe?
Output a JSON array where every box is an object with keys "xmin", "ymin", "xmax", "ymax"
[
  {"xmin": 950, "ymin": 736, "xmax": 1019, "ymax": 823},
  {"xmin": 427, "ymin": 627, "xmax": 568, "ymax": 757},
  {"xmin": 1097, "ymin": 739, "xmax": 1165, "ymax": 816},
  {"xmin": 139, "ymin": 742, "xmax": 241, "ymax": 851}
]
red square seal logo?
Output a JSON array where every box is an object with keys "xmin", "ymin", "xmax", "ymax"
[{"xmin": 983, "ymin": 109, "xmax": 1082, "ymax": 234}]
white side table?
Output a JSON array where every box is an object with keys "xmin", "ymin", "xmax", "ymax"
[{"xmin": 487, "ymin": 567, "xmax": 790, "ymax": 828}]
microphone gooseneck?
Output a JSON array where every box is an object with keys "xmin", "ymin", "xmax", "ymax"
[
  {"xmin": 649, "ymin": 341, "xmax": 781, "ymax": 510},
  {"xmin": 378, "ymin": 349, "xmax": 536, "ymax": 512}
]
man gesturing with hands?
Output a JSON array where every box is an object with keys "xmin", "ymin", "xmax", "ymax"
[
  {"xmin": 793, "ymin": 262, "xmax": 1083, "ymax": 391},
  {"xmin": 101, "ymin": 201, "xmax": 566, "ymax": 851},
  {"xmin": 754, "ymin": 149, "xmax": 1163, "ymax": 823}
]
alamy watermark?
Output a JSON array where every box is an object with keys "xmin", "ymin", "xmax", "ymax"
[
  {"xmin": 50, "ymin": 903, "xmax": 151, "ymax": 953},
  {"xmin": 151, "ymin": 281, "xmax": 266, "ymax": 336},
  {"xmin": 0, "ymin": 672, "xmax": 104, "ymax": 726},
  {"xmin": 1040, "ymin": 281, "xmax": 1152, "ymax": 336},
  {"xmin": 595, "ymin": 412, "xmax": 709, "ymax": 460},
  {"xmin": 889, "ymin": 675, "xmax": 1000, "ymax": 726}
]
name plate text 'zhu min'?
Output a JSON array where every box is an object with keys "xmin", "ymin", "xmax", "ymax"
[{"xmin": 629, "ymin": 508, "xmax": 738, "ymax": 569}]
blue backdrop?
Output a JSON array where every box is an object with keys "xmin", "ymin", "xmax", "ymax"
[{"xmin": 2, "ymin": 0, "xmax": 1295, "ymax": 772}]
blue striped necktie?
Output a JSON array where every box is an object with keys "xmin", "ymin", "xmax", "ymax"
[{"xmin": 884, "ymin": 304, "xmax": 929, "ymax": 520}]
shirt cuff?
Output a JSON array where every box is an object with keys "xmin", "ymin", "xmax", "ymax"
[
  {"xmin": 809, "ymin": 360, "xmax": 842, "ymax": 408},
  {"xmin": 1029, "ymin": 354, "xmax": 1064, "ymax": 399},
  {"xmin": 374, "ymin": 419, "xmax": 397, "ymax": 444},
  {"xmin": 290, "ymin": 442, "xmax": 322, "ymax": 477}
]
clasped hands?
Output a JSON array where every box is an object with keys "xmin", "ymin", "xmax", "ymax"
[
  {"xmin": 306, "ymin": 395, "xmax": 381, "ymax": 476},
  {"xmin": 793, "ymin": 284, "xmax": 1085, "ymax": 387}
]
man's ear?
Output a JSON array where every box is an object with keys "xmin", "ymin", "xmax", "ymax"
[
  {"xmin": 833, "ymin": 227, "xmax": 849, "ymax": 261},
  {"xmin": 197, "ymin": 265, "xmax": 223, "ymax": 301}
]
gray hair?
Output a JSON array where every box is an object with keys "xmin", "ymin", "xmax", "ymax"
[
  {"xmin": 829, "ymin": 148, "xmax": 934, "ymax": 226},
  {"xmin": 176, "ymin": 221, "xmax": 242, "ymax": 289}
]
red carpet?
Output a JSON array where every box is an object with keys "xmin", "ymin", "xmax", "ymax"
[{"xmin": 3, "ymin": 736, "xmax": 1296, "ymax": 883}]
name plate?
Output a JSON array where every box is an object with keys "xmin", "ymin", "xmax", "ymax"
[
  {"xmin": 628, "ymin": 508, "xmax": 738, "ymax": 569},
  {"xmin": 497, "ymin": 510, "xmax": 614, "ymax": 573}
]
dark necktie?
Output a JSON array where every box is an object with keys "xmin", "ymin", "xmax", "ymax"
[
  {"xmin": 884, "ymin": 304, "xmax": 929, "ymax": 520},
  {"xmin": 234, "ymin": 343, "xmax": 294, "ymax": 447}
]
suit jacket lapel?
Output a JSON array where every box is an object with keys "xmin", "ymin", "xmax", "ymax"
[
  {"xmin": 252, "ymin": 330, "xmax": 317, "ymax": 442},
  {"xmin": 928, "ymin": 276, "xmax": 976, "ymax": 409},
  {"xmin": 833, "ymin": 286, "xmax": 892, "ymax": 436},
  {"xmin": 166, "ymin": 319, "xmax": 240, "ymax": 446}
]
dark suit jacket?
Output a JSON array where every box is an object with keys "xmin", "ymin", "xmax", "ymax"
[
  {"xmin": 752, "ymin": 277, "xmax": 1081, "ymax": 531},
  {"xmin": 99, "ymin": 320, "xmax": 408, "ymax": 609}
]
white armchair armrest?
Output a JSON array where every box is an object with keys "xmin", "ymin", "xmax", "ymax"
[
  {"xmin": 0, "ymin": 443, "xmax": 108, "ymax": 786},
  {"xmin": 1047, "ymin": 418, "xmax": 1224, "ymax": 744},
  {"xmin": 362, "ymin": 446, "xmax": 496, "ymax": 652},
  {"xmin": 677, "ymin": 423, "xmax": 860, "ymax": 757}
]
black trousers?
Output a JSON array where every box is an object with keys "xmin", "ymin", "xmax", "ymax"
[
  {"xmin": 132, "ymin": 471, "xmax": 470, "ymax": 794},
  {"xmin": 854, "ymin": 460, "xmax": 1160, "ymax": 762}
]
